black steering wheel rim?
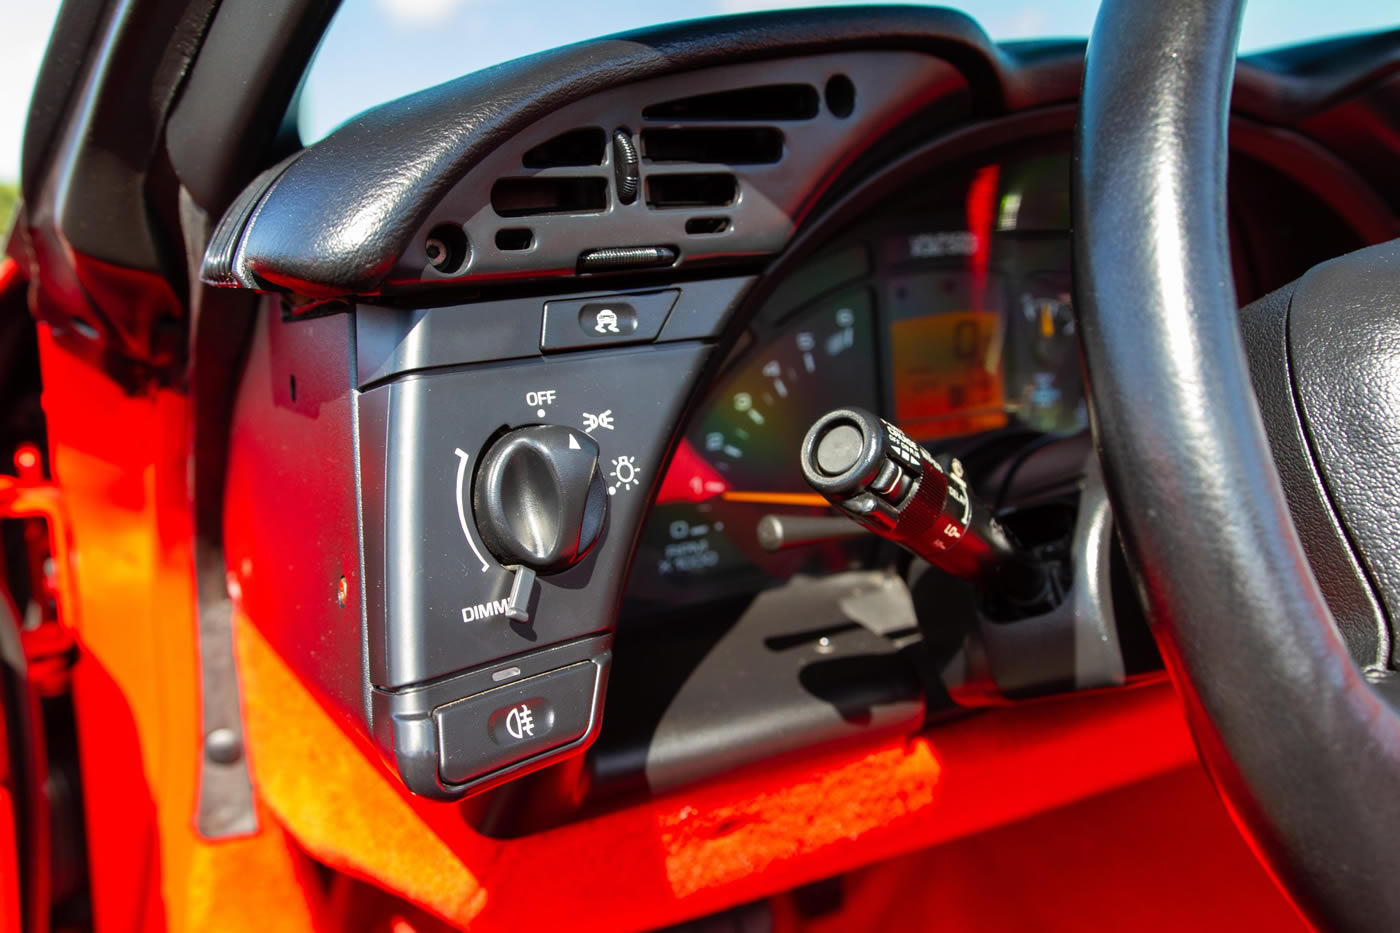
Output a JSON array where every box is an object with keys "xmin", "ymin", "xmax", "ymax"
[{"xmin": 1074, "ymin": 1, "xmax": 1400, "ymax": 929}]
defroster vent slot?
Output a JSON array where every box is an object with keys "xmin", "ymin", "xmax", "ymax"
[
  {"xmin": 491, "ymin": 177, "xmax": 608, "ymax": 217},
  {"xmin": 642, "ymin": 84, "xmax": 819, "ymax": 121},
  {"xmin": 642, "ymin": 128, "xmax": 783, "ymax": 165},
  {"xmin": 522, "ymin": 128, "xmax": 607, "ymax": 168},
  {"xmin": 646, "ymin": 174, "xmax": 737, "ymax": 209}
]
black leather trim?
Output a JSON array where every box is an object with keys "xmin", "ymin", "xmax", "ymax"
[
  {"xmin": 200, "ymin": 152, "xmax": 302, "ymax": 288},
  {"xmin": 1075, "ymin": 0, "xmax": 1400, "ymax": 929},
  {"xmin": 232, "ymin": 7, "xmax": 1030, "ymax": 297},
  {"xmin": 1239, "ymin": 283, "xmax": 1389, "ymax": 667},
  {"xmin": 1288, "ymin": 240, "xmax": 1400, "ymax": 661}
]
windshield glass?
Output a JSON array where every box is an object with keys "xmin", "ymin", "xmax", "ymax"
[{"xmin": 299, "ymin": 0, "xmax": 1398, "ymax": 144}]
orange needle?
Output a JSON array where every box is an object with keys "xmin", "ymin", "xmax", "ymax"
[{"xmin": 720, "ymin": 491, "xmax": 831, "ymax": 508}]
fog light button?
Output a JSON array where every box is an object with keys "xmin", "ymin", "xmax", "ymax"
[
  {"xmin": 434, "ymin": 660, "xmax": 599, "ymax": 785},
  {"xmin": 488, "ymin": 697, "xmax": 556, "ymax": 745}
]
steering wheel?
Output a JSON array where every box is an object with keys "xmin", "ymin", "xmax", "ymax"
[{"xmin": 1075, "ymin": 1, "xmax": 1400, "ymax": 928}]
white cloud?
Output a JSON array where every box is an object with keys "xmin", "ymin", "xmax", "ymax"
[
  {"xmin": 995, "ymin": 8, "xmax": 1051, "ymax": 40},
  {"xmin": 373, "ymin": 0, "xmax": 470, "ymax": 27},
  {"xmin": 0, "ymin": 0, "xmax": 63, "ymax": 183}
]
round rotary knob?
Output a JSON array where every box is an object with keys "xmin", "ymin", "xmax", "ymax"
[{"xmin": 473, "ymin": 425, "xmax": 606, "ymax": 574}]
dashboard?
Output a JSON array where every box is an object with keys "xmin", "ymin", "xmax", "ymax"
[{"xmin": 202, "ymin": 13, "xmax": 1395, "ymax": 815}]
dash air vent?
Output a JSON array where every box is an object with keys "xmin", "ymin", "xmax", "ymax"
[
  {"xmin": 522, "ymin": 128, "xmax": 606, "ymax": 168},
  {"xmin": 642, "ymin": 128, "xmax": 784, "ymax": 164},
  {"xmin": 642, "ymin": 83, "xmax": 819, "ymax": 121},
  {"xmin": 646, "ymin": 173, "xmax": 737, "ymax": 209},
  {"xmin": 491, "ymin": 177, "xmax": 608, "ymax": 217},
  {"xmin": 377, "ymin": 51, "xmax": 955, "ymax": 290}
]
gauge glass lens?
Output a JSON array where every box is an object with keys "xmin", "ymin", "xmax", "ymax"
[
  {"xmin": 993, "ymin": 153, "xmax": 1087, "ymax": 435},
  {"xmin": 627, "ymin": 290, "xmax": 880, "ymax": 608},
  {"xmin": 625, "ymin": 145, "xmax": 1089, "ymax": 616},
  {"xmin": 887, "ymin": 271, "xmax": 1008, "ymax": 439},
  {"xmin": 883, "ymin": 153, "xmax": 1086, "ymax": 443}
]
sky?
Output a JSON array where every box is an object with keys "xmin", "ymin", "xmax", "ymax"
[{"xmin": 2, "ymin": 0, "xmax": 1397, "ymax": 183}]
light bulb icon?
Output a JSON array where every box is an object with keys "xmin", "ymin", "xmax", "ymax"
[{"xmin": 608, "ymin": 455, "xmax": 639, "ymax": 494}]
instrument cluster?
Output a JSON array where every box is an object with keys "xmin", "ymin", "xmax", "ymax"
[{"xmin": 625, "ymin": 146, "xmax": 1086, "ymax": 612}]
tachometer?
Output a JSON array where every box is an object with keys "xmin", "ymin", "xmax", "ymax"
[{"xmin": 626, "ymin": 290, "xmax": 881, "ymax": 608}]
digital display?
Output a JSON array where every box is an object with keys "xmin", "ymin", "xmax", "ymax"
[{"xmin": 888, "ymin": 284, "xmax": 1008, "ymax": 439}]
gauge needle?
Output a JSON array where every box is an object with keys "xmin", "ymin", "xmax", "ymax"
[
  {"xmin": 654, "ymin": 440, "xmax": 835, "ymax": 508},
  {"xmin": 720, "ymin": 490, "xmax": 831, "ymax": 508}
]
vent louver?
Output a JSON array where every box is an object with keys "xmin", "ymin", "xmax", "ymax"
[
  {"xmin": 642, "ymin": 128, "xmax": 784, "ymax": 165},
  {"xmin": 490, "ymin": 177, "xmax": 608, "ymax": 217},
  {"xmin": 642, "ymin": 83, "xmax": 819, "ymax": 121},
  {"xmin": 646, "ymin": 173, "xmax": 738, "ymax": 209},
  {"xmin": 521, "ymin": 127, "xmax": 607, "ymax": 168},
  {"xmin": 386, "ymin": 50, "xmax": 935, "ymax": 289}
]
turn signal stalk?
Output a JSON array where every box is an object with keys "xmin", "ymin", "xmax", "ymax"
[{"xmin": 800, "ymin": 407, "xmax": 1046, "ymax": 603}]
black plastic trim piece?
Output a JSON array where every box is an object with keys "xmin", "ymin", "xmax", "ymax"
[
  {"xmin": 383, "ymin": 50, "xmax": 962, "ymax": 293},
  {"xmin": 358, "ymin": 343, "xmax": 712, "ymax": 688},
  {"xmin": 372, "ymin": 635, "xmax": 611, "ymax": 800},
  {"xmin": 27, "ymin": 0, "xmax": 220, "ymax": 270},
  {"xmin": 217, "ymin": 7, "xmax": 1013, "ymax": 295},
  {"xmin": 19, "ymin": 0, "xmax": 107, "ymax": 198},
  {"xmin": 353, "ymin": 277, "xmax": 752, "ymax": 388},
  {"xmin": 629, "ymin": 573, "xmax": 924, "ymax": 795},
  {"xmin": 165, "ymin": 0, "xmax": 340, "ymax": 213}
]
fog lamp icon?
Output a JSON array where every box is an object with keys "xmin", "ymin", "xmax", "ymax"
[{"xmin": 505, "ymin": 704, "xmax": 536, "ymax": 740}]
